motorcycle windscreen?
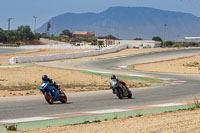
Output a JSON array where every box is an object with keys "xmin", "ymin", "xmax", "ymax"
[
  {"xmin": 110, "ymin": 79, "xmax": 118, "ymax": 88},
  {"xmin": 40, "ymin": 83, "xmax": 48, "ymax": 91}
]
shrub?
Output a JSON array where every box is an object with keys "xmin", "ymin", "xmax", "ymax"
[{"xmin": 16, "ymin": 42, "xmax": 21, "ymax": 47}]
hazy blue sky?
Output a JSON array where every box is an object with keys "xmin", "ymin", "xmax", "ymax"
[{"xmin": 0, "ymin": 0, "xmax": 199, "ymax": 30}]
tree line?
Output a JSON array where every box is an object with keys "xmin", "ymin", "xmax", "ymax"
[
  {"xmin": 0, "ymin": 26, "xmax": 199, "ymax": 47},
  {"xmin": 0, "ymin": 26, "xmax": 35, "ymax": 43},
  {"xmin": 0, "ymin": 26, "xmax": 163, "ymax": 45}
]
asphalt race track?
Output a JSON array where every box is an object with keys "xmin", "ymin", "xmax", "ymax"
[
  {"xmin": 1, "ymin": 48, "xmax": 200, "ymax": 120},
  {"xmin": 0, "ymin": 48, "xmax": 36, "ymax": 55}
]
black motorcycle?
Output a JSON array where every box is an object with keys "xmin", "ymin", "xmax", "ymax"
[{"xmin": 110, "ymin": 79, "xmax": 132, "ymax": 99}]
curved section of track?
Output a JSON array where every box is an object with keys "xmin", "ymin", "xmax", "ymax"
[
  {"xmin": 1, "ymin": 48, "xmax": 200, "ymax": 120},
  {"xmin": 0, "ymin": 48, "xmax": 36, "ymax": 55}
]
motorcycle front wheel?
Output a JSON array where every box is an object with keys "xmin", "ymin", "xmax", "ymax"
[
  {"xmin": 117, "ymin": 89, "xmax": 123, "ymax": 99},
  {"xmin": 44, "ymin": 91, "xmax": 54, "ymax": 104},
  {"xmin": 127, "ymin": 90, "xmax": 132, "ymax": 99}
]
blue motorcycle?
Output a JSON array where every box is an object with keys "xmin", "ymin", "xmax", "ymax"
[{"xmin": 39, "ymin": 82, "xmax": 67, "ymax": 104}]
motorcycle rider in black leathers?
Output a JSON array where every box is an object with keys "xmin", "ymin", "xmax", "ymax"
[{"xmin": 110, "ymin": 75, "xmax": 130, "ymax": 94}]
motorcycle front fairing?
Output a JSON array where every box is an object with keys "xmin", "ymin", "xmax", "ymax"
[
  {"xmin": 110, "ymin": 79, "xmax": 120, "ymax": 94},
  {"xmin": 40, "ymin": 82, "xmax": 60, "ymax": 101},
  {"xmin": 40, "ymin": 83, "xmax": 48, "ymax": 94},
  {"xmin": 110, "ymin": 79, "xmax": 118, "ymax": 88}
]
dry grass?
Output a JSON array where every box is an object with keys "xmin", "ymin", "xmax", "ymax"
[
  {"xmin": 133, "ymin": 54, "xmax": 200, "ymax": 74},
  {"xmin": 0, "ymin": 65, "xmax": 108, "ymax": 86},
  {"xmin": 8, "ymin": 108, "xmax": 200, "ymax": 133},
  {"xmin": 0, "ymin": 65, "xmax": 146, "ymax": 97},
  {"xmin": 0, "ymin": 49, "xmax": 90, "ymax": 64},
  {"xmin": 0, "ymin": 48, "xmax": 171, "ymax": 65},
  {"xmin": 2, "ymin": 48, "xmax": 200, "ymax": 132},
  {"xmin": 0, "ymin": 48, "xmax": 174, "ymax": 97},
  {"xmin": 55, "ymin": 48, "xmax": 177, "ymax": 62}
]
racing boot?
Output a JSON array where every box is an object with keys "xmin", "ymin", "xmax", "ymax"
[{"xmin": 112, "ymin": 89, "xmax": 116, "ymax": 94}]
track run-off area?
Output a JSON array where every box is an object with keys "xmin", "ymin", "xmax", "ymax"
[
  {"xmin": 0, "ymin": 48, "xmax": 36, "ymax": 55},
  {"xmin": 1, "ymin": 48, "xmax": 200, "ymax": 131}
]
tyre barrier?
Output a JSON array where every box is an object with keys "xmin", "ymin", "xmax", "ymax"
[
  {"xmin": 9, "ymin": 44, "xmax": 131, "ymax": 64},
  {"xmin": 19, "ymin": 45, "xmax": 99, "ymax": 49}
]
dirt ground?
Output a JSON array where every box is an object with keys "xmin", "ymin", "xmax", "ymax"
[
  {"xmin": 0, "ymin": 48, "xmax": 176, "ymax": 65},
  {"xmin": 5, "ymin": 108, "xmax": 200, "ymax": 133},
  {"xmin": 0, "ymin": 49, "xmax": 90, "ymax": 65},
  {"xmin": 133, "ymin": 54, "xmax": 200, "ymax": 74},
  {"xmin": 0, "ymin": 48, "xmax": 175, "ymax": 97},
  {"xmin": 0, "ymin": 65, "xmax": 148, "ymax": 97},
  {"xmin": 55, "ymin": 48, "xmax": 177, "ymax": 62},
  {"xmin": 1, "ymin": 47, "xmax": 200, "ymax": 133},
  {"xmin": 0, "ymin": 65, "xmax": 106, "ymax": 97}
]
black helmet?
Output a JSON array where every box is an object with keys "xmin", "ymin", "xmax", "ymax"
[
  {"xmin": 42, "ymin": 75, "xmax": 48, "ymax": 81},
  {"xmin": 111, "ymin": 75, "xmax": 116, "ymax": 79}
]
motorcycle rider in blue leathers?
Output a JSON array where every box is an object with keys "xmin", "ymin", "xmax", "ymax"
[{"xmin": 42, "ymin": 75, "xmax": 59, "ymax": 90}]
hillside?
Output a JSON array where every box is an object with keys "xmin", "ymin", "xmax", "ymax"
[{"xmin": 36, "ymin": 7, "xmax": 200, "ymax": 40}]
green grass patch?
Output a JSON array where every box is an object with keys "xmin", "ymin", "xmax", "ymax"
[
  {"xmin": 136, "ymin": 113, "xmax": 143, "ymax": 117},
  {"xmin": 122, "ymin": 66, "xmax": 135, "ymax": 70},
  {"xmin": 183, "ymin": 62, "xmax": 200, "ymax": 67},
  {"xmin": 0, "ymin": 63, "xmax": 35, "ymax": 67},
  {"xmin": 80, "ymin": 70, "xmax": 165, "ymax": 87},
  {"xmin": 193, "ymin": 96, "xmax": 200, "ymax": 108}
]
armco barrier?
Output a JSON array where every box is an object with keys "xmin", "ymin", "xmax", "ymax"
[
  {"xmin": 9, "ymin": 44, "xmax": 131, "ymax": 64},
  {"xmin": 0, "ymin": 45, "xmax": 99, "ymax": 49},
  {"xmin": 19, "ymin": 44, "xmax": 99, "ymax": 49}
]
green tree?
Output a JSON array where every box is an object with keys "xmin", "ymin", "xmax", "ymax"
[
  {"xmin": 0, "ymin": 26, "xmax": 44, "ymax": 44},
  {"xmin": 0, "ymin": 28, "xmax": 6, "ymax": 42},
  {"xmin": 70, "ymin": 37, "xmax": 82, "ymax": 42},
  {"xmin": 91, "ymin": 38, "xmax": 97, "ymax": 45},
  {"xmin": 6, "ymin": 30, "xmax": 19, "ymax": 41},
  {"xmin": 152, "ymin": 36, "xmax": 162, "ymax": 42},
  {"xmin": 165, "ymin": 41, "xmax": 174, "ymax": 47},
  {"xmin": 98, "ymin": 34, "xmax": 118, "ymax": 40},
  {"xmin": 61, "ymin": 29, "xmax": 73, "ymax": 38},
  {"xmin": 50, "ymin": 34, "xmax": 56, "ymax": 40},
  {"xmin": 41, "ymin": 33, "xmax": 49, "ymax": 39},
  {"xmin": 105, "ymin": 34, "xmax": 118, "ymax": 39},
  {"xmin": 34, "ymin": 33, "xmax": 41, "ymax": 40},
  {"xmin": 17, "ymin": 25, "xmax": 34, "ymax": 40},
  {"xmin": 133, "ymin": 38, "xmax": 143, "ymax": 40}
]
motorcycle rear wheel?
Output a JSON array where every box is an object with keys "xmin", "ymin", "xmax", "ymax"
[{"xmin": 60, "ymin": 91, "xmax": 67, "ymax": 103}]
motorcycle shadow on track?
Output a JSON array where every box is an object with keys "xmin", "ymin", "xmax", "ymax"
[
  {"xmin": 111, "ymin": 96, "xmax": 136, "ymax": 100},
  {"xmin": 110, "ymin": 91, "xmax": 136, "ymax": 100},
  {"xmin": 44, "ymin": 102, "xmax": 72, "ymax": 105}
]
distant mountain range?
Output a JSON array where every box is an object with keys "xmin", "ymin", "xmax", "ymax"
[{"xmin": 36, "ymin": 7, "xmax": 200, "ymax": 40}]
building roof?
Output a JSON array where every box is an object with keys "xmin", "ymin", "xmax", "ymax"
[
  {"xmin": 74, "ymin": 31, "xmax": 88, "ymax": 35},
  {"xmin": 185, "ymin": 37, "xmax": 200, "ymax": 40},
  {"xmin": 88, "ymin": 32, "xmax": 95, "ymax": 35}
]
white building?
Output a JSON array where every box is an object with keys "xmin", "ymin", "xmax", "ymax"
[
  {"xmin": 97, "ymin": 39, "xmax": 161, "ymax": 48},
  {"xmin": 185, "ymin": 37, "xmax": 200, "ymax": 42}
]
